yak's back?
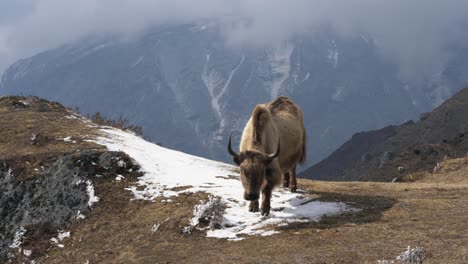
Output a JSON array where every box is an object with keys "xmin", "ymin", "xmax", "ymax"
[
  {"xmin": 267, "ymin": 96, "xmax": 301, "ymax": 119},
  {"xmin": 268, "ymin": 96, "xmax": 306, "ymax": 164}
]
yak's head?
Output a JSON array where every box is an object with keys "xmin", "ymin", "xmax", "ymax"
[{"xmin": 227, "ymin": 135, "xmax": 280, "ymax": 201}]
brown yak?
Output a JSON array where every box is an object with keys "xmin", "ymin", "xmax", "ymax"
[{"xmin": 227, "ymin": 96, "xmax": 306, "ymax": 216}]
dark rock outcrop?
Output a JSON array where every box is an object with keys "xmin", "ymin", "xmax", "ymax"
[{"xmin": 0, "ymin": 150, "xmax": 139, "ymax": 261}]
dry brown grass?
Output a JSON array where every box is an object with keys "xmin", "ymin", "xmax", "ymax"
[
  {"xmin": 419, "ymin": 157, "xmax": 468, "ymax": 185},
  {"xmin": 28, "ymin": 178, "xmax": 467, "ymax": 264},
  {"xmin": 0, "ymin": 96, "xmax": 103, "ymax": 157},
  {"xmin": 0, "ymin": 96, "xmax": 105, "ymax": 181}
]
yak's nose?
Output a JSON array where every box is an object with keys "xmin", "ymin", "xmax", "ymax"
[{"xmin": 244, "ymin": 193, "xmax": 259, "ymax": 201}]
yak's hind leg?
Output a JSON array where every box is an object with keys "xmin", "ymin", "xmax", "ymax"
[
  {"xmin": 283, "ymin": 172, "xmax": 290, "ymax": 188},
  {"xmin": 249, "ymin": 200, "xmax": 259, "ymax": 212},
  {"xmin": 289, "ymin": 165, "xmax": 297, "ymax": 193}
]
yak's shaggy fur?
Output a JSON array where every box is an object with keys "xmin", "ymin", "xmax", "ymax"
[{"xmin": 228, "ymin": 96, "xmax": 306, "ymax": 216}]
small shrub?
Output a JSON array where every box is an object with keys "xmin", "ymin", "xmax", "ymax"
[
  {"xmin": 396, "ymin": 246, "xmax": 427, "ymax": 264},
  {"xmin": 183, "ymin": 196, "xmax": 226, "ymax": 234},
  {"xmin": 86, "ymin": 112, "xmax": 143, "ymax": 136},
  {"xmin": 378, "ymin": 246, "xmax": 427, "ymax": 264}
]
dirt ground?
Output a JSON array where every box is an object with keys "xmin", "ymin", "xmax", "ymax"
[
  {"xmin": 2, "ymin": 96, "xmax": 467, "ymax": 264},
  {"xmin": 33, "ymin": 164, "xmax": 467, "ymax": 264}
]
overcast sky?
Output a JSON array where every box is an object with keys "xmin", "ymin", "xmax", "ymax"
[{"xmin": 1, "ymin": 0, "xmax": 468, "ymax": 82}]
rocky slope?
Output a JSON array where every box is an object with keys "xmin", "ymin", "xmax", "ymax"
[
  {"xmin": 3, "ymin": 23, "xmax": 468, "ymax": 167},
  {"xmin": 0, "ymin": 97, "xmax": 141, "ymax": 261},
  {"xmin": 300, "ymin": 86, "xmax": 468, "ymax": 181}
]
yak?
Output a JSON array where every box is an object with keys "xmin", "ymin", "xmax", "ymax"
[{"xmin": 227, "ymin": 96, "xmax": 306, "ymax": 216}]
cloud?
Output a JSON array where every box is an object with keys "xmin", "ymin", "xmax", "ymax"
[{"xmin": 1, "ymin": 0, "xmax": 468, "ymax": 82}]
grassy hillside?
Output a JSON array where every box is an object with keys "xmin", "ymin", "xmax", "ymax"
[{"xmin": 1, "ymin": 96, "xmax": 466, "ymax": 263}]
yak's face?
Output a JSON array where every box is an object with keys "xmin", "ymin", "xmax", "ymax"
[
  {"xmin": 236, "ymin": 151, "xmax": 269, "ymax": 201},
  {"xmin": 227, "ymin": 134, "xmax": 280, "ymax": 201}
]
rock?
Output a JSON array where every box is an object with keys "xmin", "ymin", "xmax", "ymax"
[{"xmin": 0, "ymin": 151, "xmax": 139, "ymax": 261}]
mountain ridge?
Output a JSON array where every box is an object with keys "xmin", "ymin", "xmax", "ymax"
[
  {"xmin": 2, "ymin": 23, "xmax": 468, "ymax": 168},
  {"xmin": 300, "ymin": 86, "xmax": 468, "ymax": 181}
]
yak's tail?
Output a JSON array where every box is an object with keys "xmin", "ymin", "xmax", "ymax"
[
  {"xmin": 298, "ymin": 127, "xmax": 307, "ymax": 164},
  {"xmin": 251, "ymin": 105, "xmax": 271, "ymax": 144}
]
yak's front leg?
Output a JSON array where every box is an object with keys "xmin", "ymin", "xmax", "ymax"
[
  {"xmin": 249, "ymin": 200, "xmax": 259, "ymax": 212},
  {"xmin": 261, "ymin": 181, "xmax": 274, "ymax": 216}
]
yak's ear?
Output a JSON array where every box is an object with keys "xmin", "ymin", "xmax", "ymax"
[{"xmin": 233, "ymin": 156, "xmax": 240, "ymax": 165}]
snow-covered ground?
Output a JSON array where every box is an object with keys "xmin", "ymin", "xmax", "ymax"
[{"xmin": 94, "ymin": 127, "xmax": 353, "ymax": 240}]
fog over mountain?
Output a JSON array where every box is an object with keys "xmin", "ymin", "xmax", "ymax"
[
  {"xmin": 1, "ymin": 1, "xmax": 468, "ymax": 169},
  {"xmin": 1, "ymin": 0, "xmax": 468, "ymax": 81}
]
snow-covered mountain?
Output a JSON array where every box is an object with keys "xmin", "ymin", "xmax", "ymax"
[{"xmin": 2, "ymin": 22, "xmax": 467, "ymax": 168}]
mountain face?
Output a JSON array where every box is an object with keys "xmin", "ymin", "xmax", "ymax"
[
  {"xmin": 299, "ymin": 86, "xmax": 468, "ymax": 181},
  {"xmin": 2, "ymin": 23, "xmax": 467, "ymax": 167}
]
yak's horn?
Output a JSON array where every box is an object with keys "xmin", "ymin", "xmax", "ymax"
[{"xmin": 227, "ymin": 134, "xmax": 240, "ymax": 158}]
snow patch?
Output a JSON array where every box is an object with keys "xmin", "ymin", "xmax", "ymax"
[
  {"xmin": 332, "ymin": 86, "xmax": 346, "ymax": 101},
  {"xmin": 117, "ymin": 159, "xmax": 126, "ymax": 167},
  {"xmin": 62, "ymin": 136, "xmax": 77, "ymax": 143},
  {"xmin": 9, "ymin": 226, "xmax": 26, "ymax": 248},
  {"xmin": 19, "ymin": 100, "xmax": 30, "ymax": 106},
  {"xmin": 130, "ymin": 56, "xmax": 144, "ymax": 68},
  {"xmin": 260, "ymin": 230, "xmax": 280, "ymax": 236},
  {"xmin": 73, "ymin": 43, "xmax": 112, "ymax": 61},
  {"xmin": 75, "ymin": 179, "xmax": 99, "ymax": 206},
  {"xmin": 85, "ymin": 180, "xmax": 99, "ymax": 206},
  {"xmin": 269, "ymin": 42, "xmax": 293, "ymax": 99},
  {"xmin": 58, "ymin": 231, "xmax": 70, "ymax": 241},
  {"xmin": 327, "ymin": 40, "xmax": 339, "ymax": 68},
  {"xmin": 65, "ymin": 114, "xmax": 79, "ymax": 119},
  {"xmin": 75, "ymin": 210, "xmax": 86, "ymax": 220},
  {"xmin": 50, "ymin": 230, "xmax": 70, "ymax": 248},
  {"xmin": 190, "ymin": 24, "xmax": 209, "ymax": 32},
  {"xmin": 94, "ymin": 128, "xmax": 354, "ymax": 240},
  {"xmin": 360, "ymin": 34, "xmax": 370, "ymax": 44},
  {"xmin": 151, "ymin": 223, "xmax": 160, "ymax": 234},
  {"xmin": 202, "ymin": 54, "xmax": 244, "ymax": 135},
  {"xmin": 50, "ymin": 238, "xmax": 64, "ymax": 248},
  {"xmin": 397, "ymin": 246, "xmax": 427, "ymax": 264},
  {"xmin": 22, "ymin": 249, "xmax": 32, "ymax": 257}
]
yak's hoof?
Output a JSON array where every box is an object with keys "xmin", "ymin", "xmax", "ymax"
[
  {"xmin": 249, "ymin": 206, "xmax": 259, "ymax": 212},
  {"xmin": 249, "ymin": 202, "xmax": 259, "ymax": 212},
  {"xmin": 283, "ymin": 182, "xmax": 290, "ymax": 188},
  {"xmin": 261, "ymin": 207, "xmax": 270, "ymax": 216},
  {"xmin": 290, "ymin": 187, "xmax": 297, "ymax": 193}
]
